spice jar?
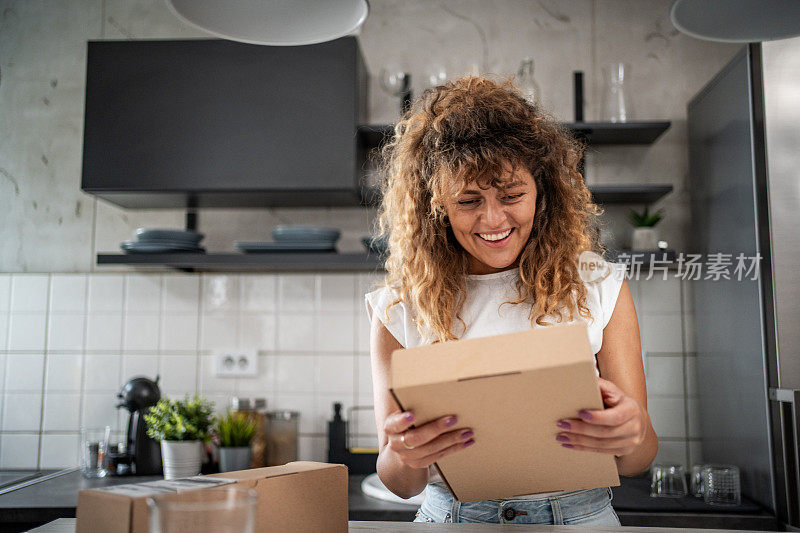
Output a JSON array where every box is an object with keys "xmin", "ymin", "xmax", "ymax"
[
  {"xmin": 229, "ymin": 397, "xmax": 268, "ymax": 468},
  {"xmin": 265, "ymin": 410, "xmax": 299, "ymax": 466}
]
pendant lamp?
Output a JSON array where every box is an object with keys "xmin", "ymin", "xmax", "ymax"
[
  {"xmin": 166, "ymin": 0, "xmax": 369, "ymax": 46},
  {"xmin": 670, "ymin": 0, "xmax": 800, "ymax": 43}
]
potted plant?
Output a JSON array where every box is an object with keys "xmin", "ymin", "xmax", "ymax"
[
  {"xmin": 627, "ymin": 205, "xmax": 664, "ymax": 250},
  {"xmin": 214, "ymin": 410, "xmax": 258, "ymax": 472},
  {"xmin": 144, "ymin": 395, "xmax": 215, "ymax": 480}
]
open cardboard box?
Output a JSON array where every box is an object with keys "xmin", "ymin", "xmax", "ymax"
[
  {"xmin": 389, "ymin": 322, "xmax": 620, "ymax": 502},
  {"xmin": 76, "ymin": 461, "xmax": 347, "ymax": 533}
]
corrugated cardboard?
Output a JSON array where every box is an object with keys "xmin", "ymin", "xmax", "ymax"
[
  {"xmin": 390, "ymin": 322, "xmax": 620, "ymax": 502},
  {"xmin": 76, "ymin": 461, "xmax": 347, "ymax": 533}
]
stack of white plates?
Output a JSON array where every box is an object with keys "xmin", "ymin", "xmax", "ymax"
[
  {"xmin": 121, "ymin": 228, "xmax": 205, "ymax": 253},
  {"xmin": 236, "ymin": 225, "xmax": 340, "ymax": 253}
]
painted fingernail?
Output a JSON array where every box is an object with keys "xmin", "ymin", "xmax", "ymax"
[
  {"xmin": 561, "ymin": 443, "xmax": 574, "ymax": 449},
  {"xmin": 464, "ymin": 439, "xmax": 476, "ymax": 447},
  {"xmin": 578, "ymin": 410, "xmax": 593, "ymax": 420},
  {"xmin": 556, "ymin": 420, "xmax": 571, "ymax": 430},
  {"xmin": 444, "ymin": 416, "xmax": 458, "ymax": 427},
  {"xmin": 404, "ymin": 412, "xmax": 415, "ymax": 422},
  {"xmin": 460, "ymin": 430, "xmax": 474, "ymax": 440},
  {"xmin": 556, "ymin": 434, "xmax": 570, "ymax": 442}
]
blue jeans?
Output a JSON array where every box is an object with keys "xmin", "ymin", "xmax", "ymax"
[{"xmin": 413, "ymin": 483, "xmax": 621, "ymax": 525}]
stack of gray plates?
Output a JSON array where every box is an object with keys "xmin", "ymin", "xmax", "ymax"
[
  {"xmin": 235, "ymin": 225, "xmax": 340, "ymax": 253},
  {"xmin": 121, "ymin": 228, "xmax": 205, "ymax": 253}
]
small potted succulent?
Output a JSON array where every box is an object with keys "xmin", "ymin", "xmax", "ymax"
[
  {"xmin": 144, "ymin": 395, "xmax": 215, "ymax": 480},
  {"xmin": 214, "ymin": 410, "xmax": 258, "ymax": 472},
  {"xmin": 628, "ymin": 205, "xmax": 664, "ymax": 250}
]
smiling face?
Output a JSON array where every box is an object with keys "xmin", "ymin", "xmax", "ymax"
[{"xmin": 443, "ymin": 166, "xmax": 538, "ymax": 275}]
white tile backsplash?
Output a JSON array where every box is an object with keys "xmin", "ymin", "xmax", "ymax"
[
  {"xmin": 315, "ymin": 354, "xmax": 355, "ymax": 394},
  {"xmin": 87, "ymin": 275, "xmax": 124, "ymax": 314},
  {"xmin": 47, "ymin": 313, "xmax": 86, "ymax": 351},
  {"xmin": 201, "ymin": 275, "xmax": 239, "ymax": 314},
  {"xmin": 159, "ymin": 354, "xmax": 198, "ymax": 393},
  {"xmin": 164, "ymin": 276, "xmax": 200, "ymax": 313},
  {"xmin": 86, "ymin": 314, "xmax": 123, "ymax": 351},
  {"xmin": 40, "ymin": 433, "xmax": 80, "ymax": 469},
  {"xmin": 45, "ymin": 353, "xmax": 83, "ymax": 391},
  {"xmin": 122, "ymin": 314, "xmax": 160, "ymax": 351},
  {"xmin": 160, "ymin": 314, "xmax": 198, "ymax": 351},
  {"xmin": 639, "ymin": 277, "xmax": 681, "ymax": 314},
  {"xmin": 0, "ymin": 434, "xmax": 40, "ymax": 469},
  {"xmin": 125, "ymin": 274, "xmax": 162, "ymax": 314},
  {"xmin": 644, "ymin": 355, "xmax": 684, "ymax": 397},
  {"xmin": 278, "ymin": 275, "xmax": 316, "ymax": 312},
  {"xmin": 316, "ymin": 313, "xmax": 356, "ymax": 353},
  {"xmin": 275, "ymin": 354, "xmax": 316, "ymax": 394},
  {"xmin": 0, "ymin": 272, "xmax": 701, "ymax": 472},
  {"xmin": 122, "ymin": 354, "xmax": 159, "ymax": 383},
  {"xmin": 318, "ymin": 274, "xmax": 356, "ymax": 313},
  {"xmin": 42, "ymin": 392, "xmax": 81, "ymax": 431},
  {"xmin": 641, "ymin": 314, "xmax": 684, "ymax": 353},
  {"xmin": 10, "ymin": 274, "xmax": 49, "ymax": 313},
  {"xmin": 49, "ymin": 274, "xmax": 87, "ymax": 313},
  {"xmin": 200, "ymin": 315, "xmax": 239, "ymax": 351},
  {"xmin": 653, "ymin": 440, "xmax": 688, "ymax": 469},
  {"xmin": 5, "ymin": 354, "xmax": 45, "ymax": 391},
  {"xmin": 239, "ymin": 314, "xmax": 277, "ymax": 353},
  {"xmin": 2, "ymin": 393, "xmax": 43, "ymax": 431},
  {"xmin": 648, "ymin": 397, "xmax": 687, "ymax": 439},
  {"xmin": 84, "ymin": 354, "xmax": 121, "ymax": 392},
  {"xmin": 81, "ymin": 392, "xmax": 121, "ymax": 432},
  {"xmin": 7, "ymin": 313, "xmax": 47, "ymax": 351},
  {"xmin": 277, "ymin": 313, "xmax": 315, "ymax": 352},
  {"xmin": 240, "ymin": 275, "xmax": 277, "ymax": 312}
]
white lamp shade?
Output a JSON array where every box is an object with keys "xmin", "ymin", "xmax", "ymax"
[
  {"xmin": 166, "ymin": 0, "xmax": 369, "ymax": 46},
  {"xmin": 670, "ymin": 0, "xmax": 800, "ymax": 43}
]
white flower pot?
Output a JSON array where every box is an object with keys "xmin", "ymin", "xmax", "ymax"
[
  {"xmin": 631, "ymin": 227, "xmax": 659, "ymax": 250},
  {"xmin": 218, "ymin": 447, "xmax": 252, "ymax": 473},
  {"xmin": 160, "ymin": 440, "xmax": 203, "ymax": 480}
]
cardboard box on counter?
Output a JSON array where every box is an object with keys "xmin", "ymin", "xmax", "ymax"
[
  {"xmin": 390, "ymin": 322, "xmax": 620, "ymax": 502},
  {"xmin": 76, "ymin": 461, "xmax": 347, "ymax": 533}
]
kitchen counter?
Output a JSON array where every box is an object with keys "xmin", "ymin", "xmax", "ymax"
[
  {"xmin": 0, "ymin": 471, "xmax": 778, "ymax": 532},
  {"xmin": 28, "ymin": 518, "xmax": 777, "ymax": 532}
]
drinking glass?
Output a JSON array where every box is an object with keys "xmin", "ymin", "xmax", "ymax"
[
  {"xmin": 148, "ymin": 487, "xmax": 257, "ymax": 533},
  {"xmin": 690, "ymin": 464, "xmax": 705, "ymax": 497},
  {"xmin": 602, "ymin": 62, "xmax": 633, "ymax": 123},
  {"xmin": 702, "ymin": 464, "xmax": 741, "ymax": 506},
  {"xmin": 80, "ymin": 426, "xmax": 110, "ymax": 478},
  {"xmin": 650, "ymin": 464, "xmax": 688, "ymax": 498}
]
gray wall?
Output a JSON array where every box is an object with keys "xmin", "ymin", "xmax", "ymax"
[{"xmin": 0, "ymin": 0, "xmax": 739, "ymax": 272}]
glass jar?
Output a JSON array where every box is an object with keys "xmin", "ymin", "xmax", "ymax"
[
  {"xmin": 229, "ymin": 397, "xmax": 268, "ymax": 468},
  {"xmin": 516, "ymin": 58, "xmax": 542, "ymax": 106},
  {"xmin": 265, "ymin": 410, "xmax": 299, "ymax": 466}
]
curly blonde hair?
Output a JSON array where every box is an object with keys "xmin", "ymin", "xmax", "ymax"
[{"xmin": 376, "ymin": 76, "xmax": 603, "ymax": 343}]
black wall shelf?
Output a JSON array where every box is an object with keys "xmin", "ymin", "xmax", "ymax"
[
  {"xmin": 589, "ymin": 185, "xmax": 672, "ymax": 204},
  {"xmin": 358, "ymin": 121, "xmax": 671, "ymax": 148},
  {"xmin": 97, "ymin": 249, "xmax": 675, "ymax": 272},
  {"xmin": 97, "ymin": 252, "xmax": 384, "ymax": 272}
]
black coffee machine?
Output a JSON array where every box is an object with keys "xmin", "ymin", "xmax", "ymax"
[{"xmin": 109, "ymin": 376, "xmax": 163, "ymax": 475}]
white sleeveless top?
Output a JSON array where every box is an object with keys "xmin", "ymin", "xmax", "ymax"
[{"xmin": 364, "ymin": 253, "xmax": 627, "ymax": 499}]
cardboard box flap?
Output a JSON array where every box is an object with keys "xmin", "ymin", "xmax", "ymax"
[
  {"xmin": 206, "ymin": 461, "xmax": 343, "ymax": 481},
  {"xmin": 391, "ymin": 323, "xmax": 592, "ymax": 389}
]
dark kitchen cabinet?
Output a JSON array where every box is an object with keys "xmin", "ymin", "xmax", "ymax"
[{"xmin": 81, "ymin": 37, "xmax": 368, "ymax": 208}]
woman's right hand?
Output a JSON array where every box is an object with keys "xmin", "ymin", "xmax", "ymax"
[{"xmin": 383, "ymin": 411, "xmax": 475, "ymax": 470}]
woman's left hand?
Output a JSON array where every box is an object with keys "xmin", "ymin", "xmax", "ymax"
[{"xmin": 555, "ymin": 377, "xmax": 648, "ymax": 458}]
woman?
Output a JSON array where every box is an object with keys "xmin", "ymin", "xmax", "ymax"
[{"xmin": 365, "ymin": 76, "xmax": 657, "ymax": 525}]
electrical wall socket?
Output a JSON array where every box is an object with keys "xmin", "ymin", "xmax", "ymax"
[{"xmin": 214, "ymin": 350, "xmax": 257, "ymax": 377}]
